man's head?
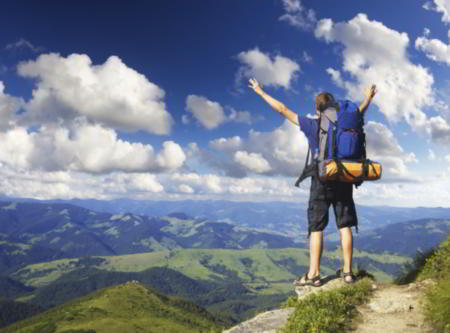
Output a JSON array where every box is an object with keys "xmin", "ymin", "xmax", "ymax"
[{"xmin": 316, "ymin": 92, "xmax": 335, "ymax": 113}]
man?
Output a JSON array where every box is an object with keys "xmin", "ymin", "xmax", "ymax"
[{"xmin": 248, "ymin": 78, "xmax": 377, "ymax": 285}]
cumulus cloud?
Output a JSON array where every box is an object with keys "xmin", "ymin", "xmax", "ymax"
[
  {"xmin": 0, "ymin": 167, "xmax": 164, "ymax": 200},
  {"xmin": 236, "ymin": 48, "xmax": 300, "ymax": 89},
  {"xmin": 423, "ymin": 0, "xmax": 450, "ymax": 23},
  {"xmin": 210, "ymin": 136, "xmax": 243, "ymax": 152},
  {"xmin": 185, "ymin": 95, "xmax": 257, "ymax": 129},
  {"xmin": 203, "ymin": 120, "xmax": 308, "ymax": 178},
  {"xmin": 0, "ymin": 82, "xmax": 24, "ymax": 129},
  {"xmin": 170, "ymin": 172, "xmax": 301, "ymax": 199},
  {"xmin": 365, "ymin": 121, "xmax": 417, "ymax": 181},
  {"xmin": 416, "ymin": 35, "xmax": 450, "ymax": 65},
  {"xmin": 228, "ymin": 108, "xmax": 252, "ymax": 124},
  {"xmin": 18, "ymin": 53, "xmax": 173, "ymax": 134},
  {"xmin": 0, "ymin": 121, "xmax": 186, "ymax": 173},
  {"xmin": 279, "ymin": 0, "xmax": 317, "ymax": 30},
  {"xmin": 234, "ymin": 151, "xmax": 272, "ymax": 173},
  {"xmin": 428, "ymin": 115, "xmax": 450, "ymax": 144},
  {"xmin": 178, "ymin": 184, "xmax": 194, "ymax": 194},
  {"xmin": 185, "ymin": 95, "xmax": 226, "ymax": 129},
  {"xmin": 314, "ymin": 14, "xmax": 450, "ymax": 144}
]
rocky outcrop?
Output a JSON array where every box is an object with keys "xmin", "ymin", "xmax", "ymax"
[
  {"xmin": 222, "ymin": 308, "xmax": 295, "ymax": 333},
  {"xmin": 223, "ymin": 274, "xmax": 345, "ymax": 333}
]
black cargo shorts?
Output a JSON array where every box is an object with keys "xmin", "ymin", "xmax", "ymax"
[{"xmin": 307, "ymin": 176, "xmax": 357, "ymax": 236}]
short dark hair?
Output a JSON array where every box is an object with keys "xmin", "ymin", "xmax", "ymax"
[{"xmin": 316, "ymin": 92, "xmax": 335, "ymax": 112}]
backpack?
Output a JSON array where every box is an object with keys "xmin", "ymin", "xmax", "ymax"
[
  {"xmin": 295, "ymin": 100, "xmax": 381, "ymax": 187},
  {"xmin": 320, "ymin": 100, "xmax": 365, "ymax": 161}
]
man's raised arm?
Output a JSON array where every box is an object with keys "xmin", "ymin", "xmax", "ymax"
[
  {"xmin": 359, "ymin": 84, "xmax": 377, "ymax": 113},
  {"xmin": 248, "ymin": 78, "xmax": 299, "ymax": 126}
]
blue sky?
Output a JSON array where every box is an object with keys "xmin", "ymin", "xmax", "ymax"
[{"xmin": 0, "ymin": 0, "xmax": 449, "ymax": 207}]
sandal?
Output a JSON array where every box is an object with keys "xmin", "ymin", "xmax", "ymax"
[
  {"xmin": 343, "ymin": 271, "xmax": 355, "ymax": 284},
  {"xmin": 293, "ymin": 273, "xmax": 322, "ymax": 287}
]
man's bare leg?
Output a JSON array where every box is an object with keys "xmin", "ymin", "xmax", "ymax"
[
  {"xmin": 307, "ymin": 231, "xmax": 324, "ymax": 282},
  {"xmin": 339, "ymin": 227, "xmax": 353, "ymax": 282}
]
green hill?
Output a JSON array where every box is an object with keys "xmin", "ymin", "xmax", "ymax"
[
  {"xmin": 12, "ymin": 248, "xmax": 409, "ymax": 290},
  {"xmin": 1, "ymin": 282, "xmax": 224, "ymax": 333},
  {"xmin": 5, "ymin": 248, "xmax": 408, "ymax": 326}
]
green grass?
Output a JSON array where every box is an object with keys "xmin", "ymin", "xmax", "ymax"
[
  {"xmin": 1, "ymin": 283, "xmax": 224, "ymax": 333},
  {"xmin": 13, "ymin": 248, "xmax": 407, "ymax": 290},
  {"xmin": 417, "ymin": 236, "xmax": 450, "ymax": 333},
  {"xmin": 280, "ymin": 278, "xmax": 373, "ymax": 333}
]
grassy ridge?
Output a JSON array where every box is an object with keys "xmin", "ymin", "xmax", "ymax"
[
  {"xmin": 13, "ymin": 248, "xmax": 409, "ymax": 289},
  {"xmin": 1, "ymin": 283, "xmax": 224, "ymax": 333},
  {"xmin": 417, "ymin": 236, "xmax": 450, "ymax": 332}
]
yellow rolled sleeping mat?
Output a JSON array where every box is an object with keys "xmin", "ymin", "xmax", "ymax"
[{"xmin": 318, "ymin": 159, "xmax": 382, "ymax": 183}]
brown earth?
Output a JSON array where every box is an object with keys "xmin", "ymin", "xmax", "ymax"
[{"xmin": 223, "ymin": 276, "xmax": 436, "ymax": 333}]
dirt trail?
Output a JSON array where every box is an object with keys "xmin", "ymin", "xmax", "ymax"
[
  {"xmin": 352, "ymin": 281, "xmax": 435, "ymax": 333},
  {"xmin": 222, "ymin": 278, "xmax": 436, "ymax": 333}
]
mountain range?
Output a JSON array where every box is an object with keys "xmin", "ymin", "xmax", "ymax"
[
  {"xmin": 0, "ymin": 199, "xmax": 449, "ymax": 330},
  {"xmin": 4, "ymin": 197, "xmax": 450, "ymax": 237},
  {"xmin": 0, "ymin": 201, "xmax": 297, "ymax": 273}
]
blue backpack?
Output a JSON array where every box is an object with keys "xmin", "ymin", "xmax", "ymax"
[
  {"xmin": 321, "ymin": 100, "xmax": 365, "ymax": 161},
  {"xmin": 295, "ymin": 100, "xmax": 367, "ymax": 187}
]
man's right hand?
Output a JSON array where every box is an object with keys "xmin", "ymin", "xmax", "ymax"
[{"xmin": 248, "ymin": 78, "xmax": 264, "ymax": 95}]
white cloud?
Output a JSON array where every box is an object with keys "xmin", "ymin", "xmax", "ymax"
[
  {"xmin": 326, "ymin": 68, "xmax": 345, "ymax": 88},
  {"xmin": 185, "ymin": 95, "xmax": 227, "ymax": 129},
  {"xmin": 428, "ymin": 149, "xmax": 437, "ymax": 160},
  {"xmin": 204, "ymin": 120, "xmax": 308, "ymax": 178},
  {"xmin": 423, "ymin": 0, "xmax": 450, "ymax": 23},
  {"xmin": 228, "ymin": 108, "xmax": 252, "ymax": 124},
  {"xmin": 178, "ymin": 184, "xmax": 194, "ymax": 194},
  {"xmin": 314, "ymin": 14, "xmax": 450, "ymax": 144},
  {"xmin": 116, "ymin": 173, "xmax": 164, "ymax": 193},
  {"xmin": 279, "ymin": 0, "xmax": 317, "ymax": 30},
  {"xmin": 0, "ymin": 127, "xmax": 34, "ymax": 169},
  {"xmin": 18, "ymin": 53, "xmax": 173, "ymax": 134},
  {"xmin": 428, "ymin": 115, "xmax": 450, "ymax": 144},
  {"xmin": 236, "ymin": 48, "xmax": 300, "ymax": 89},
  {"xmin": 234, "ymin": 151, "xmax": 272, "ymax": 173},
  {"xmin": 445, "ymin": 154, "xmax": 450, "ymax": 162},
  {"xmin": 0, "ymin": 122, "xmax": 186, "ymax": 173},
  {"xmin": 0, "ymin": 167, "xmax": 165, "ymax": 200},
  {"xmin": 170, "ymin": 172, "xmax": 301, "ymax": 199},
  {"xmin": 210, "ymin": 136, "xmax": 243, "ymax": 152},
  {"xmin": 365, "ymin": 121, "xmax": 417, "ymax": 181},
  {"xmin": 424, "ymin": 28, "xmax": 431, "ymax": 36},
  {"xmin": 416, "ymin": 35, "xmax": 450, "ymax": 65},
  {"xmin": 0, "ymin": 82, "xmax": 24, "ymax": 130},
  {"xmin": 185, "ymin": 95, "xmax": 257, "ymax": 129}
]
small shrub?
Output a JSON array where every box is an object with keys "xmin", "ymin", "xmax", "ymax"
[
  {"xmin": 419, "ymin": 236, "xmax": 450, "ymax": 332},
  {"xmin": 281, "ymin": 278, "xmax": 373, "ymax": 333}
]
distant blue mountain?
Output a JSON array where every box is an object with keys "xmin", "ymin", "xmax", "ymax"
[
  {"xmin": 45, "ymin": 198, "xmax": 450, "ymax": 234},
  {"xmin": 0, "ymin": 201, "xmax": 298, "ymax": 272},
  {"xmin": 338, "ymin": 218, "xmax": 450, "ymax": 256}
]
